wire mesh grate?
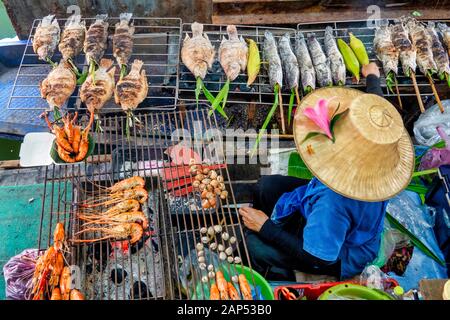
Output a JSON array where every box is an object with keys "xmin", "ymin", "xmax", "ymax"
[{"xmin": 7, "ymin": 17, "xmax": 182, "ymax": 112}]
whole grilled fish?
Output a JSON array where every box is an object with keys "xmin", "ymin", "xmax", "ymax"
[
  {"xmin": 218, "ymin": 25, "xmax": 248, "ymax": 81},
  {"xmin": 113, "ymin": 13, "xmax": 135, "ymax": 67},
  {"xmin": 39, "ymin": 61, "xmax": 76, "ymax": 110},
  {"xmin": 58, "ymin": 14, "xmax": 86, "ymax": 61},
  {"xmin": 263, "ymin": 31, "xmax": 282, "ymax": 88},
  {"xmin": 33, "ymin": 15, "xmax": 60, "ymax": 61},
  {"xmin": 115, "ymin": 59, "xmax": 148, "ymax": 111},
  {"xmin": 181, "ymin": 22, "xmax": 215, "ymax": 80},
  {"xmin": 427, "ymin": 22, "xmax": 450, "ymax": 77},
  {"xmin": 306, "ymin": 33, "xmax": 332, "ymax": 87},
  {"xmin": 84, "ymin": 14, "xmax": 109, "ymax": 66},
  {"xmin": 323, "ymin": 26, "xmax": 346, "ymax": 85},
  {"xmin": 278, "ymin": 33, "xmax": 299, "ymax": 90},
  {"xmin": 405, "ymin": 18, "xmax": 437, "ymax": 75},
  {"xmin": 438, "ymin": 23, "xmax": 450, "ymax": 56},
  {"xmin": 390, "ymin": 20, "xmax": 416, "ymax": 76},
  {"xmin": 80, "ymin": 58, "xmax": 116, "ymax": 113},
  {"xmin": 373, "ymin": 19, "xmax": 399, "ymax": 76},
  {"xmin": 295, "ymin": 32, "xmax": 316, "ymax": 93}
]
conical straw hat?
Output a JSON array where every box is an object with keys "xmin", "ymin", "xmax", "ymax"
[{"xmin": 294, "ymin": 87, "xmax": 414, "ymax": 201}]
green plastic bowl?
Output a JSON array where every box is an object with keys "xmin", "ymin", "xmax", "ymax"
[
  {"xmin": 318, "ymin": 283, "xmax": 394, "ymax": 300},
  {"xmin": 192, "ymin": 264, "xmax": 274, "ymax": 300},
  {"xmin": 50, "ymin": 134, "xmax": 95, "ymax": 164}
]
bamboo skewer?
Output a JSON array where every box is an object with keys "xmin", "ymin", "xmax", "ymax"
[
  {"xmin": 278, "ymin": 88, "xmax": 286, "ymax": 134},
  {"xmin": 427, "ymin": 74, "xmax": 445, "ymax": 113},
  {"xmin": 294, "ymin": 86, "xmax": 301, "ymax": 107},
  {"xmin": 410, "ymin": 71, "xmax": 425, "ymax": 113},
  {"xmin": 393, "ymin": 75, "xmax": 403, "ymax": 110}
]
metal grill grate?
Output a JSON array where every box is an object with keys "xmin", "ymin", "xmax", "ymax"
[
  {"xmin": 297, "ymin": 19, "xmax": 450, "ymax": 98},
  {"xmin": 37, "ymin": 106, "xmax": 257, "ymax": 300},
  {"xmin": 7, "ymin": 17, "xmax": 181, "ymax": 112},
  {"xmin": 178, "ymin": 23, "xmax": 296, "ymax": 106}
]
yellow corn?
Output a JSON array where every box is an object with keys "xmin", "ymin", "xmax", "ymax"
[
  {"xmin": 337, "ymin": 38, "xmax": 360, "ymax": 83},
  {"xmin": 349, "ymin": 32, "xmax": 369, "ymax": 66},
  {"xmin": 246, "ymin": 38, "xmax": 260, "ymax": 86}
]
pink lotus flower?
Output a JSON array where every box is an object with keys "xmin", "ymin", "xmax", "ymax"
[{"xmin": 302, "ymin": 98, "xmax": 333, "ymax": 139}]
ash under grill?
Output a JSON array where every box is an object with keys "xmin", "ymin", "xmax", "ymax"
[
  {"xmin": 37, "ymin": 107, "xmax": 257, "ymax": 300},
  {"xmin": 8, "ymin": 17, "xmax": 181, "ymax": 112},
  {"xmin": 297, "ymin": 19, "xmax": 450, "ymax": 98}
]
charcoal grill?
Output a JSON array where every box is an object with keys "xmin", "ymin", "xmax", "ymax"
[
  {"xmin": 7, "ymin": 17, "xmax": 181, "ymax": 112},
  {"xmin": 37, "ymin": 106, "xmax": 257, "ymax": 300}
]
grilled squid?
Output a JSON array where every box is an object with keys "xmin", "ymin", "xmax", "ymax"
[{"xmin": 33, "ymin": 14, "xmax": 60, "ymax": 62}]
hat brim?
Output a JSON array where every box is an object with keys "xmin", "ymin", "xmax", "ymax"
[{"xmin": 293, "ymin": 87, "xmax": 414, "ymax": 202}]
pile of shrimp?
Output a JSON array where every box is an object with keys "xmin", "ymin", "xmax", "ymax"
[{"xmin": 71, "ymin": 176, "xmax": 149, "ymax": 244}]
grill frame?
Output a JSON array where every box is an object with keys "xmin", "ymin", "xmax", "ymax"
[{"xmin": 7, "ymin": 16, "xmax": 182, "ymax": 112}]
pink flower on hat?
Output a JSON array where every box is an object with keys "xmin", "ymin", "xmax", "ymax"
[{"xmin": 302, "ymin": 98, "xmax": 333, "ymax": 140}]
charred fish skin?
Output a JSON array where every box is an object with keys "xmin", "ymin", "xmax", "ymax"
[
  {"xmin": 405, "ymin": 18, "xmax": 437, "ymax": 75},
  {"xmin": 390, "ymin": 20, "xmax": 416, "ymax": 76},
  {"xmin": 33, "ymin": 14, "xmax": 60, "ymax": 61},
  {"xmin": 113, "ymin": 13, "xmax": 135, "ymax": 67},
  {"xmin": 181, "ymin": 22, "xmax": 215, "ymax": 80},
  {"xmin": 39, "ymin": 61, "xmax": 76, "ymax": 110},
  {"xmin": 323, "ymin": 26, "xmax": 346, "ymax": 85},
  {"xmin": 306, "ymin": 33, "xmax": 332, "ymax": 87},
  {"xmin": 59, "ymin": 14, "xmax": 86, "ymax": 61},
  {"xmin": 437, "ymin": 23, "xmax": 450, "ymax": 55},
  {"xmin": 263, "ymin": 31, "xmax": 283, "ymax": 88},
  {"xmin": 218, "ymin": 25, "xmax": 248, "ymax": 81},
  {"xmin": 80, "ymin": 58, "xmax": 116, "ymax": 113},
  {"xmin": 114, "ymin": 59, "xmax": 148, "ymax": 112},
  {"xmin": 84, "ymin": 14, "xmax": 109, "ymax": 66},
  {"xmin": 373, "ymin": 19, "xmax": 399, "ymax": 76},
  {"xmin": 278, "ymin": 33, "xmax": 299, "ymax": 90},
  {"xmin": 295, "ymin": 32, "xmax": 316, "ymax": 92},
  {"xmin": 428, "ymin": 22, "xmax": 450, "ymax": 76}
]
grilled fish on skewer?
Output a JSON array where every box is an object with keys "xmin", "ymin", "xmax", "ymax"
[
  {"xmin": 58, "ymin": 14, "xmax": 85, "ymax": 61},
  {"xmin": 405, "ymin": 18, "xmax": 437, "ymax": 75},
  {"xmin": 307, "ymin": 33, "xmax": 332, "ymax": 87},
  {"xmin": 115, "ymin": 59, "xmax": 148, "ymax": 112},
  {"xmin": 428, "ymin": 22, "xmax": 450, "ymax": 78},
  {"xmin": 181, "ymin": 22, "xmax": 215, "ymax": 80},
  {"xmin": 80, "ymin": 58, "xmax": 116, "ymax": 113},
  {"xmin": 39, "ymin": 61, "xmax": 76, "ymax": 111},
  {"xmin": 278, "ymin": 33, "xmax": 299, "ymax": 90},
  {"xmin": 324, "ymin": 26, "xmax": 346, "ymax": 86},
  {"xmin": 263, "ymin": 31, "xmax": 283, "ymax": 88},
  {"xmin": 33, "ymin": 14, "xmax": 60, "ymax": 61},
  {"xmin": 438, "ymin": 23, "xmax": 450, "ymax": 55},
  {"xmin": 113, "ymin": 13, "xmax": 135, "ymax": 70},
  {"xmin": 390, "ymin": 20, "xmax": 416, "ymax": 76},
  {"xmin": 374, "ymin": 19, "xmax": 399, "ymax": 77},
  {"xmin": 84, "ymin": 14, "xmax": 109, "ymax": 67},
  {"xmin": 295, "ymin": 32, "xmax": 316, "ymax": 93},
  {"xmin": 218, "ymin": 25, "xmax": 248, "ymax": 81}
]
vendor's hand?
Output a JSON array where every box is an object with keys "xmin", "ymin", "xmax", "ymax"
[
  {"xmin": 361, "ymin": 62, "xmax": 380, "ymax": 78},
  {"xmin": 239, "ymin": 207, "xmax": 269, "ymax": 232}
]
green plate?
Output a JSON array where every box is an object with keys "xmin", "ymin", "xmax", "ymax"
[
  {"xmin": 50, "ymin": 134, "xmax": 95, "ymax": 164},
  {"xmin": 318, "ymin": 283, "xmax": 394, "ymax": 300},
  {"xmin": 192, "ymin": 264, "xmax": 274, "ymax": 300}
]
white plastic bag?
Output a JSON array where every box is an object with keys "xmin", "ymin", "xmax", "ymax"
[{"xmin": 413, "ymin": 100, "xmax": 450, "ymax": 146}]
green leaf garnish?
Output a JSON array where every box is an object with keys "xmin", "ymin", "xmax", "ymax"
[
  {"xmin": 208, "ymin": 79, "xmax": 229, "ymax": 119},
  {"xmin": 301, "ymin": 131, "xmax": 325, "ymax": 144},
  {"xmin": 195, "ymin": 77, "xmax": 202, "ymax": 108},
  {"xmin": 288, "ymin": 88, "xmax": 295, "ymax": 126}
]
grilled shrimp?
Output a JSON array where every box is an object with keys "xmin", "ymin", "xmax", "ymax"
[
  {"xmin": 324, "ymin": 26, "xmax": 346, "ymax": 86},
  {"xmin": 210, "ymin": 283, "xmax": 220, "ymax": 300},
  {"xmin": 84, "ymin": 14, "xmax": 109, "ymax": 66},
  {"xmin": 227, "ymin": 282, "xmax": 240, "ymax": 300},
  {"xmin": 216, "ymin": 271, "xmax": 229, "ymax": 300},
  {"xmin": 59, "ymin": 14, "xmax": 86, "ymax": 61},
  {"xmin": 80, "ymin": 58, "xmax": 116, "ymax": 113},
  {"xmin": 218, "ymin": 25, "xmax": 248, "ymax": 81},
  {"xmin": 80, "ymin": 186, "xmax": 148, "ymax": 208},
  {"xmin": 71, "ymin": 222, "xmax": 144, "ymax": 244},
  {"xmin": 263, "ymin": 31, "xmax": 283, "ymax": 88},
  {"xmin": 238, "ymin": 274, "xmax": 252, "ymax": 300},
  {"xmin": 295, "ymin": 32, "xmax": 316, "ymax": 93},
  {"xmin": 39, "ymin": 61, "xmax": 76, "ymax": 110},
  {"xmin": 80, "ymin": 211, "xmax": 148, "ymax": 229},
  {"xmin": 373, "ymin": 19, "xmax": 399, "ymax": 76},
  {"xmin": 33, "ymin": 14, "xmax": 60, "ymax": 61},
  {"xmin": 181, "ymin": 22, "xmax": 215, "ymax": 80},
  {"xmin": 113, "ymin": 13, "xmax": 135, "ymax": 67},
  {"xmin": 109, "ymin": 176, "xmax": 146, "ymax": 193},
  {"xmin": 114, "ymin": 59, "xmax": 148, "ymax": 112},
  {"xmin": 307, "ymin": 33, "xmax": 332, "ymax": 87},
  {"xmin": 278, "ymin": 33, "xmax": 299, "ymax": 90}
]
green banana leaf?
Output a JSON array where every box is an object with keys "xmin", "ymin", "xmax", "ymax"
[
  {"xmin": 287, "ymin": 151, "xmax": 313, "ymax": 180},
  {"xmin": 385, "ymin": 212, "xmax": 445, "ymax": 266}
]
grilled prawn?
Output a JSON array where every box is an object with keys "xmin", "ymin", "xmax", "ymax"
[
  {"xmin": 113, "ymin": 13, "xmax": 135, "ymax": 71},
  {"xmin": 324, "ymin": 26, "xmax": 346, "ymax": 86},
  {"xmin": 307, "ymin": 33, "xmax": 332, "ymax": 87},
  {"xmin": 58, "ymin": 14, "xmax": 86, "ymax": 61},
  {"xmin": 80, "ymin": 58, "xmax": 116, "ymax": 113},
  {"xmin": 39, "ymin": 61, "xmax": 76, "ymax": 111},
  {"xmin": 295, "ymin": 32, "xmax": 316, "ymax": 93},
  {"xmin": 114, "ymin": 59, "xmax": 148, "ymax": 112},
  {"xmin": 71, "ymin": 222, "xmax": 144, "ymax": 244},
  {"xmin": 84, "ymin": 14, "xmax": 109, "ymax": 68},
  {"xmin": 33, "ymin": 14, "xmax": 60, "ymax": 62},
  {"xmin": 218, "ymin": 25, "xmax": 248, "ymax": 81}
]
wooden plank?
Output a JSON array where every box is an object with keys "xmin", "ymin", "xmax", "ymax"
[
  {"xmin": 0, "ymin": 154, "xmax": 112, "ymax": 169},
  {"xmin": 212, "ymin": 8, "xmax": 450, "ymax": 25}
]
